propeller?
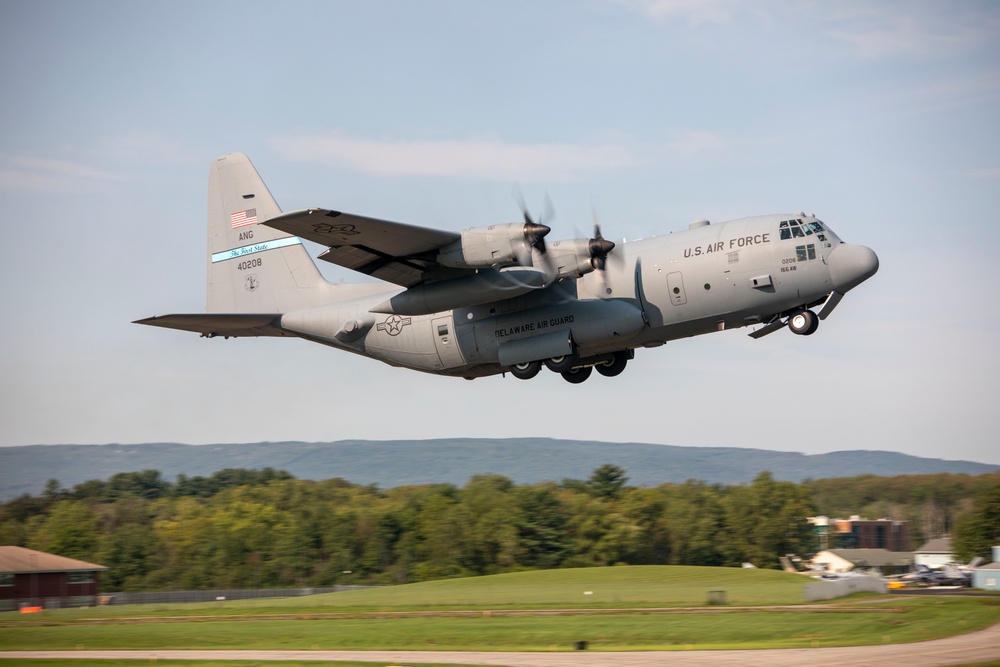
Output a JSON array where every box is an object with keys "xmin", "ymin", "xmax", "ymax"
[
  {"xmin": 514, "ymin": 188, "xmax": 555, "ymax": 276},
  {"xmin": 588, "ymin": 207, "xmax": 618, "ymax": 296},
  {"xmin": 512, "ymin": 192, "xmax": 619, "ymax": 291},
  {"xmin": 589, "ymin": 223, "xmax": 615, "ymax": 271},
  {"xmin": 523, "ymin": 219, "xmax": 551, "ymax": 255}
]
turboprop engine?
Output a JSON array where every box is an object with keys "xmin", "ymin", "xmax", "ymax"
[
  {"xmin": 436, "ymin": 222, "xmax": 550, "ymax": 269},
  {"xmin": 543, "ymin": 236, "xmax": 616, "ymax": 281},
  {"xmin": 434, "ymin": 221, "xmax": 615, "ymax": 281},
  {"xmin": 368, "ymin": 220, "xmax": 617, "ymax": 315}
]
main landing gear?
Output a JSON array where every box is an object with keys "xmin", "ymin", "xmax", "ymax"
[
  {"xmin": 787, "ymin": 309, "xmax": 819, "ymax": 336},
  {"xmin": 508, "ymin": 350, "xmax": 632, "ymax": 383}
]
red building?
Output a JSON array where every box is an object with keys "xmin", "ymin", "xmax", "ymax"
[
  {"xmin": 810, "ymin": 515, "xmax": 912, "ymax": 552},
  {"xmin": 833, "ymin": 517, "xmax": 910, "ymax": 551},
  {"xmin": 0, "ymin": 546, "xmax": 107, "ymax": 611}
]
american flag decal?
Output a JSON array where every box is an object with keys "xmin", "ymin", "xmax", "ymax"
[{"xmin": 230, "ymin": 208, "xmax": 258, "ymax": 229}]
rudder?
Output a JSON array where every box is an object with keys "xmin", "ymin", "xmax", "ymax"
[{"xmin": 207, "ymin": 153, "xmax": 334, "ymax": 313}]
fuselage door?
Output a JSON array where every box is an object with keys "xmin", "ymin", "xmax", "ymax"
[
  {"xmin": 432, "ymin": 315, "xmax": 466, "ymax": 369},
  {"xmin": 666, "ymin": 271, "xmax": 687, "ymax": 306}
]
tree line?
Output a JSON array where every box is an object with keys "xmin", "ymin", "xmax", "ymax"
[{"xmin": 0, "ymin": 466, "xmax": 997, "ymax": 591}]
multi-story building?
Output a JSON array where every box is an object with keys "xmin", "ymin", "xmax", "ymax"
[{"xmin": 809, "ymin": 515, "xmax": 910, "ymax": 552}]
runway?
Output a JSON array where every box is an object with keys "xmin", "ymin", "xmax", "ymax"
[{"xmin": 4, "ymin": 620, "xmax": 1000, "ymax": 667}]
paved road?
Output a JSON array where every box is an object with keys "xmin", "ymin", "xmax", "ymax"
[{"xmin": 3, "ymin": 621, "xmax": 1000, "ymax": 667}]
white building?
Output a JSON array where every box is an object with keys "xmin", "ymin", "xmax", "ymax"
[{"xmin": 914, "ymin": 537, "xmax": 954, "ymax": 568}]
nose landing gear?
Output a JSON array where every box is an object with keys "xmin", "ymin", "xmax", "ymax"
[{"xmin": 788, "ymin": 309, "xmax": 819, "ymax": 336}]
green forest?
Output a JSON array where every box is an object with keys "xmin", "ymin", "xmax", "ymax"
[{"xmin": 1, "ymin": 466, "xmax": 998, "ymax": 591}]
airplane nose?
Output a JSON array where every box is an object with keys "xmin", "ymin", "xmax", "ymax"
[{"xmin": 828, "ymin": 243, "xmax": 879, "ymax": 293}]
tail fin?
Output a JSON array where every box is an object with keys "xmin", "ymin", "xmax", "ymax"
[{"xmin": 207, "ymin": 153, "xmax": 334, "ymax": 313}]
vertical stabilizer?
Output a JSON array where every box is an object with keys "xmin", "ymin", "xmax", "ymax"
[{"xmin": 207, "ymin": 153, "xmax": 334, "ymax": 313}]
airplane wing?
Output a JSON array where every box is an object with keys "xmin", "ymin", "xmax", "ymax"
[
  {"xmin": 264, "ymin": 208, "xmax": 465, "ymax": 287},
  {"xmin": 133, "ymin": 314, "xmax": 288, "ymax": 337}
]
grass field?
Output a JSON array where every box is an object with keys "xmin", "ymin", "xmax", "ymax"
[
  {"xmin": 0, "ymin": 662, "xmax": 496, "ymax": 667},
  {"xmin": 6, "ymin": 566, "xmax": 817, "ymax": 619},
  {"xmin": 3, "ymin": 597, "xmax": 1000, "ymax": 650},
  {"xmin": 27, "ymin": 662, "xmax": 996, "ymax": 667},
  {"xmin": 2, "ymin": 566, "xmax": 999, "ymax": 652}
]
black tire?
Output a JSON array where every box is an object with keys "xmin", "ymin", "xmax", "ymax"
[
  {"xmin": 545, "ymin": 355, "xmax": 577, "ymax": 373},
  {"xmin": 509, "ymin": 360, "xmax": 542, "ymax": 380},
  {"xmin": 788, "ymin": 309, "xmax": 818, "ymax": 336},
  {"xmin": 561, "ymin": 366, "xmax": 593, "ymax": 383},
  {"xmin": 595, "ymin": 351, "xmax": 629, "ymax": 377}
]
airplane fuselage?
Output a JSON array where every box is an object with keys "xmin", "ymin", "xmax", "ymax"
[
  {"xmin": 137, "ymin": 154, "xmax": 879, "ymax": 384},
  {"xmin": 277, "ymin": 213, "xmax": 876, "ymax": 379}
]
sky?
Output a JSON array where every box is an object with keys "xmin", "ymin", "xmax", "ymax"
[{"xmin": 1, "ymin": 1, "xmax": 998, "ymax": 466}]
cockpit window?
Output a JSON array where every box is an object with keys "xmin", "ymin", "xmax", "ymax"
[{"xmin": 780, "ymin": 218, "xmax": 825, "ymax": 240}]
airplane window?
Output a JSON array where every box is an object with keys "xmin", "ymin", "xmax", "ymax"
[
  {"xmin": 780, "ymin": 219, "xmax": 825, "ymax": 241},
  {"xmin": 795, "ymin": 244, "xmax": 817, "ymax": 261}
]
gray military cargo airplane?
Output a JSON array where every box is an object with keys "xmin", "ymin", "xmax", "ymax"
[{"xmin": 136, "ymin": 153, "xmax": 879, "ymax": 383}]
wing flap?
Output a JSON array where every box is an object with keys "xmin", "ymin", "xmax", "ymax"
[
  {"xmin": 264, "ymin": 208, "xmax": 463, "ymax": 287},
  {"xmin": 133, "ymin": 314, "xmax": 287, "ymax": 337}
]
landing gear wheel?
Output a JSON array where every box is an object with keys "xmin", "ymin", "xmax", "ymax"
[
  {"xmin": 545, "ymin": 355, "xmax": 577, "ymax": 373},
  {"xmin": 509, "ymin": 360, "xmax": 541, "ymax": 380},
  {"xmin": 561, "ymin": 366, "xmax": 593, "ymax": 383},
  {"xmin": 788, "ymin": 309, "xmax": 819, "ymax": 335},
  {"xmin": 595, "ymin": 351, "xmax": 629, "ymax": 377}
]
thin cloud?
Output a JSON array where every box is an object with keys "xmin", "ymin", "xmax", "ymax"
[
  {"xmin": 98, "ymin": 133, "xmax": 201, "ymax": 165},
  {"xmin": 0, "ymin": 153, "xmax": 128, "ymax": 193},
  {"xmin": 271, "ymin": 133, "xmax": 647, "ymax": 182},
  {"xmin": 664, "ymin": 129, "xmax": 789, "ymax": 164},
  {"xmin": 962, "ymin": 167, "xmax": 1000, "ymax": 181},
  {"xmin": 617, "ymin": 0, "xmax": 742, "ymax": 23},
  {"xmin": 872, "ymin": 71, "xmax": 1000, "ymax": 116},
  {"xmin": 618, "ymin": 1, "xmax": 997, "ymax": 62},
  {"xmin": 826, "ymin": 13, "xmax": 989, "ymax": 60},
  {"xmin": 270, "ymin": 129, "xmax": 784, "ymax": 182}
]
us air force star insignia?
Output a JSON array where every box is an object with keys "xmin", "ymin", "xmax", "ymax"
[
  {"xmin": 376, "ymin": 314, "xmax": 412, "ymax": 336},
  {"xmin": 312, "ymin": 222, "xmax": 361, "ymax": 236}
]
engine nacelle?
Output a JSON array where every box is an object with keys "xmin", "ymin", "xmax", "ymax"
[
  {"xmin": 544, "ymin": 239, "xmax": 600, "ymax": 280},
  {"xmin": 437, "ymin": 222, "xmax": 541, "ymax": 269}
]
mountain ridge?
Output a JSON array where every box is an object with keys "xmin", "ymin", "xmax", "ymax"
[{"xmin": 1, "ymin": 438, "xmax": 995, "ymax": 499}]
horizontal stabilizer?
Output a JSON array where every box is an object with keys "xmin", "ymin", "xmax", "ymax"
[{"xmin": 133, "ymin": 314, "xmax": 287, "ymax": 338}]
